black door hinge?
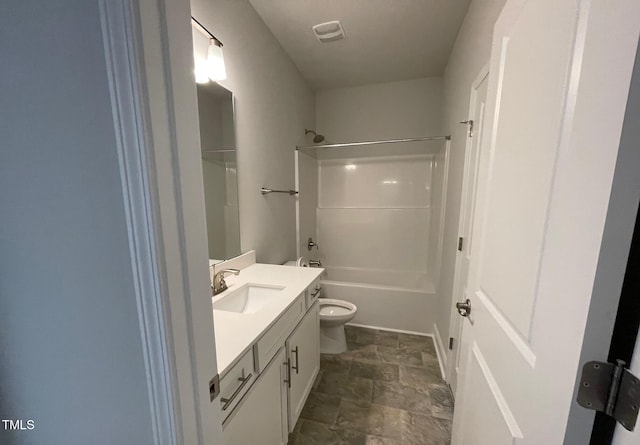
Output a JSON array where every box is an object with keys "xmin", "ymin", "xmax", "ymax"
[{"xmin": 577, "ymin": 360, "xmax": 640, "ymax": 431}]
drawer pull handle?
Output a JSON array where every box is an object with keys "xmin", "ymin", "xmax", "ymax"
[
  {"xmin": 220, "ymin": 371, "xmax": 253, "ymax": 411},
  {"xmin": 311, "ymin": 288, "xmax": 321, "ymax": 298},
  {"xmin": 292, "ymin": 346, "xmax": 299, "ymax": 374}
]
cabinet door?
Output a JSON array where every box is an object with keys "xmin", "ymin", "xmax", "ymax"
[
  {"xmin": 223, "ymin": 348, "xmax": 287, "ymax": 445},
  {"xmin": 286, "ymin": 301, "xmax": 320, "ymax": 431}
]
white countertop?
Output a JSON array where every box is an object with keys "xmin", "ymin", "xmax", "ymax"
[{"xmin": 212, "ymin": 263, "xmax": 323, "ymax": 376}]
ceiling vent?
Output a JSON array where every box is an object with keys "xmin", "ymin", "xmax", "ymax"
[{"xmin": 312, "ymin": 21, "xmax": 345, "ymax": 43}]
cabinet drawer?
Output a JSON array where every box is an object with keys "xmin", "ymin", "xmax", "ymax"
[
  {"xmin": 306, "ymin": 278, "xmax": 322, "ymax": 309},
  {"xmin": 254, "ymin": 296, "xmax": 304, "ymax": 373},
  {"xmin": 219, "ymin": 348, "xmax": 255, "ymax": 420},
  {"xmin": 222, "ymin": 348, "xmax": 287, "ymax": 445}
]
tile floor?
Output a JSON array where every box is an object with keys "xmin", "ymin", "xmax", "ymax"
[{"xmin": 288, "ymin": 325, "xmax": 454, "ymax": 445}]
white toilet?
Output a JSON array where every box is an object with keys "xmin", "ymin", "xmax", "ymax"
[
  {"xmin": 284, "ymin": 257, "xmax": 357, "ymax": 354},
  {"xmin": 284, "ymin": 257, "xmax": 309, "ymax": 267},
  {"xmin": 319, "ymin": 298, "xmax": 357, "ymax": 354}
]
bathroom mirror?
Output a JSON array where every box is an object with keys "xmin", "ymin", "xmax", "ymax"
[{"xmin": 196, "ymin": 82, "xmax": 241, "ymax": 263}]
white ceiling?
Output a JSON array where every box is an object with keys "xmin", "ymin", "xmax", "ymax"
[{"xmin": 248, "ymin": 0, "xmax": 472, "ymax": 90}]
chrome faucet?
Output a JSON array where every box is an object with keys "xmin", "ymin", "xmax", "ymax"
[
  {"xmin": 308, "ymin": 259, "xmax": 322, "ymax": 267},
  {"xmin": 213, "ymin": 269, "xmax": 240, "ymax": 295}
]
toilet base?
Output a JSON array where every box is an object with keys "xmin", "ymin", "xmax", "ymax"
[{"xmin": 320, "ymin": 324, "xmax": 348, "ymax": 354}]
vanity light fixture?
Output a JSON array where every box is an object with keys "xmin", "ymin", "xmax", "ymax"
[
  {"xmin": 191, "ymin": 16, "xmax": 227, "ymax": 82},
  {"xmin": 206, "ymin": 38, "xmax": 226, "ymax": 81}
]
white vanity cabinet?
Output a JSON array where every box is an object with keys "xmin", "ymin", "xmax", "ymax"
[
  {"xmin": 285, "ymin": 300, "xmax": 319, "ymax": 430},
  {"xmin": 222, "ymin": 347, "xmax": 288, "ymax": 445},
  {"xmin": 215, "ymin": 267, "xmax": 323, "ymax": 444}
]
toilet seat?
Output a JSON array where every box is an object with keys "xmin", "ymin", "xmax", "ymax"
[
  {"xmin": 319, "ymin": 298, "xmax": 358, "ymax": 323},
  {"xmin": 320, "ymin": 304, "xmax": 352, "ymax": 316},
  {"xmin": 319, "ymin": 299, "xmax": 357, "ymax": 318},
  {"xmin": 318, "ymin": 299, "xmax": 357, "ymax": 354}
]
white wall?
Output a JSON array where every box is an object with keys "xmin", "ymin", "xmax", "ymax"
[
  {"xmin": 316, "ymin": 77, "xmax": 443, "ymax": 142},
  {"xmin": 0, "ymin": 2, "xmax": 154, "ymax": 443},
  {"xmin": 435, "ymin": 0, "xmax": 507, "ymax": 359},
  {"xmin": 191, "ymin": 0, "xmax": 315, "ymax": 264}
]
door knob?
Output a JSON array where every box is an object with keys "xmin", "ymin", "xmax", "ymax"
[{"xmin": 456, "ymin": 299, "xmax": 471, "ymax": 317}]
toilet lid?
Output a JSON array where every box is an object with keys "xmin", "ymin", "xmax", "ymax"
[{"xmin": 319, "ymin": 304, "xmax": 353, "ymax": 316}]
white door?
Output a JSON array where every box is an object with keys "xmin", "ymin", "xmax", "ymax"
[
  {"xmin": 451, "ymin": 0, "xmax": 640, "ymax": 443},
  {"xmin": 447, "ymin": 65, "xmax": 489, "ymax": 395}
]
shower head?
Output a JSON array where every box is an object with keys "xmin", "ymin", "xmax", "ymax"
[{"xmin": 305, "ymin": 128, "xmax": 325, "ymax": 144}]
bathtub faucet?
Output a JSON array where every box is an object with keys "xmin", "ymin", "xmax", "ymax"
[
  {"xmin": 307, "ymin": 237, "xmax": 319, "ymax": 251},
  {"xmin": 308, "ymin": 259, "xmax": 322, "ymax": 268}
]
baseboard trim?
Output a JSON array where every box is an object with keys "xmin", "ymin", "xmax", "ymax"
[
  {"xmin": 432, "ymin": 323, "xmax": 447, "ymax": 380},
  {"xmin": 346, "ymin": 322, "xmax": 430, "ymax": 337}
]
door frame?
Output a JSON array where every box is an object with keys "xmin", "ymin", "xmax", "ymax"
[
  {"xmin": 589, "ymin": 204, "xmax": 640, "ymax": 443},
  {"xmin": 588, "ymin": 39, "xmax": 640, "ymax": 444},
  {"xmin": 446, "ymin": 62, "xmax": 489, "ymax": 391},
  {"xmin": 101, "ymin": 0, "xmax": 224, "ymax": 443},
  {"xmin": 564, "ymin": 34, "xmax": 640, "ymax": 444}
]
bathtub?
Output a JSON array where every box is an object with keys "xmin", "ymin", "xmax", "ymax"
[{"xmin": 319, "ymin": 266, "xmax": 436, "ymax": 334}]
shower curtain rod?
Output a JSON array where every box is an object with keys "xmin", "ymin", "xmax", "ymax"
[{"xmin": 296, "ymin": 135, "xmax": 451, "ymax": 150}]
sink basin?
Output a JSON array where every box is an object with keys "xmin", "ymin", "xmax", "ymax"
[{"xmin": 214, "ymin": 284, "xmax": 285, "ymax": 314}]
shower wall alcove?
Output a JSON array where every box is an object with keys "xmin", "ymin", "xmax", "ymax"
[{"xmin": 295, "ymin": 137, "xmax": 449, "ymax": 334}]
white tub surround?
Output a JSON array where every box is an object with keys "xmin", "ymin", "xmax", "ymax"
[
  {"xmin": 212, "ymin": 262, "xmax": 322, "ymax": 376},
  {"xmin": 321, "ymin": 279, "xmax": 435, "ymax": 333},
  {"xmin": 301, "ymin": 78, "xmax": 447, "ymax": 337},
  {"xmin": 319, "ymin": 266, "xmax": 435, "ymax": 334},
  {"xmin": 312, "ymin": 153, "xmax": 445, "ymax": 334}
]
